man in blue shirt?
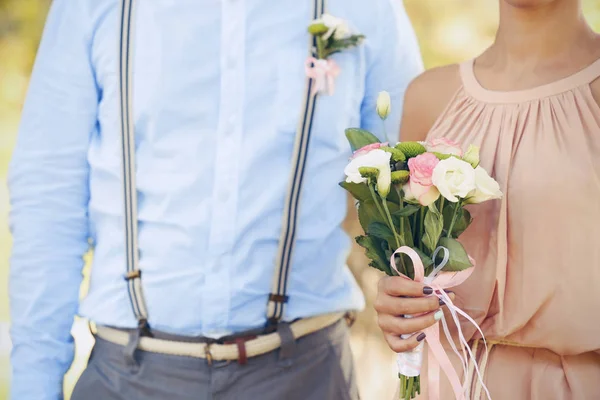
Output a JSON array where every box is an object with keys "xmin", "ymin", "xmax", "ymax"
[{"xmin": 8, "ymin": 0, "xmax": 422, "ymax": 398}]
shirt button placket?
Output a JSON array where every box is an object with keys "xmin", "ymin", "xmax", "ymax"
[{"xmin": 203, "ymin": 0, "xmax": 245, "ymax": 334}]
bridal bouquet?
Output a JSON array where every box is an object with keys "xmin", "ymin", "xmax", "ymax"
[{"xmin": 341, "ymin": 94, "xmax": 501, "ymax": 399}]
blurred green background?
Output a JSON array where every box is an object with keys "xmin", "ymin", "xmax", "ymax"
[{"xmin": 0, "ymin": 1, "xmax": 599, "ymax": 399}]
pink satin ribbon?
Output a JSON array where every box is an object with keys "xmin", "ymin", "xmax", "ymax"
[
  {"xmin": 305, "ymin": 57, "xmax": 340, "ymax": 96},
  {"xmin": 390, "ymin": 246, "xmax": 491, "ymax": 400}
]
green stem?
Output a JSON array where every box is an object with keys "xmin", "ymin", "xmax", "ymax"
[
  {"xmin": 368, "ymin": 183, "xmax": 387, "ymax": 222},
  {"xmin": 382, "ymin": 120, "xmax": 390, "ymax": 143},
  {"xmin": 418, "ymin": 207, "xmax": 425, "ymax": 252},
  {"xmin": 400, "ymin": 375, "xmax": 406, "ymax": 399},
  {"xmin": 447, "ymin": 200, "xmax": 462, "ymax": 238},
  {"xmin": 382, "ymin": 200, "xmax": 402, "ymax": 250},
  {"xmin": 406, "ymin": 377, "xmax": 414, "ymax": 400},
  {"xmin": 316, "ymin": 37, "xmax": 326, "ymax": 59}
]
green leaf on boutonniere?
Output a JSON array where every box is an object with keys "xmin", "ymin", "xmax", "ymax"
[
  {"xmin": 442, "ymin": 205, "xmax": 472, "ymax": 238},
  {"xmin": 368, "ymin": 222, "xmax": 396, "ymax": 247},
  {"xmin": 339, "ymin": 181, "xmax": 372, "ymax": 202},
  {"xmin": 356, "ymin": 235, "xmax": 391, "ymax": 275},
  {"xmin": 422, "ymin": 203, "xmax": 444, "ymax": 253},
  {"xmin": 345, "ymin": 128, "xmax": 380, "ymax": 151},
  {"xmin": 437, "ymin": 237, "xmax": 473, "ymax": 272}
]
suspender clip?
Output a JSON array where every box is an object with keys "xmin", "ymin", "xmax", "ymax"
[
  {"xmin": 137, "ymin": 318, "xmax": 152, "ymax": 337},
  {"xmin": 205, "ymin": 344, "xmax": 213, "ymax": 366},
  {"xmin": 268, "ymin": 294, "xmax": 289, "ymax": 303},
  {"xmin": 124, "ymin": 269, "xmax": 142, "ymax": 280}
]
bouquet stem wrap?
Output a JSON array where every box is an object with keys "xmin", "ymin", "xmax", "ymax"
[{"xmin": 390, "ymin": 246, "xmax": 492, "ymax": 400}]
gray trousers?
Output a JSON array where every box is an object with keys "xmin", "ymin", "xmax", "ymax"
[{"xmin": 71, "ymin": 319, "xmax": 359, "ymax": 400}]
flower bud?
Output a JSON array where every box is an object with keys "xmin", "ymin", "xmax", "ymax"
[
  {"xmin": 376, "ymin": 91, "xmax": 391, "ymax": 120},
  {"xmin": 463, "ymin": 144, "xmax": 480, "ymax": 168},
  {"xmin": 381, "ymin": 146, "xmax": 406, "ymax": 162},
  {"xmin": 395, "ymin": 142, "xmax": 426, "ymax": 158},
  {"xmin": 391, "ymin": 170, "xmax": 410, "ymax": 185},
  {"xmin": 308, "ymin": 22, "xmax": 329, "ymax": 36},
  {"xmin": 358, "ymin": 167, "xmax": 379, "ymax": 180}
]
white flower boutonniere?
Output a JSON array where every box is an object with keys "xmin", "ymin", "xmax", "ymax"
[{"xmin": 306, "ymin": 14, "xmax": 365, "ymax": 96}]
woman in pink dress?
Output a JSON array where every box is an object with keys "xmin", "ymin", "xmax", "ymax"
[{"xmin": 374, "ymin": 0, "xmax": 600, "ymax": 398}]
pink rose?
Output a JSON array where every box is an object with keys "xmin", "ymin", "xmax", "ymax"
[
  {"xmin": 351, "ymin": 142, "xmax": 388, "ymax": 159},
  {"xmin": 424, "ymin": 138, "xmax": 463, "ymax": 157},
  {"xmin": 407, "ymin": 153, "xmax": 441, "ymax": 206}
]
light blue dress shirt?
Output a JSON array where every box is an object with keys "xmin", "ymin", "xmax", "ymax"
[{"xmin": 8, "ymin": 0, "xmax": 422, "ymax": 398}]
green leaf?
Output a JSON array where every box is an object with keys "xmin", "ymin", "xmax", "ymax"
[
  {"xmin": 339, "ymin": 181, "xmax": 372, "ymax": 202},
  {"xmin": 357, "ymin": 200, "xmax": 399, "ymax": 233},
  {"xmin": 393, "ymin": 204, "xmax": 420, "ymax": 217},
  {"xmin": 358, "ymin": 202, "xmax": 383, "ymax": 232},
  {"xmin": 422, "ymin": 203, "xmax": 444, "ymax": 253},
  {"xmin": 345, "ymin": 128, "xmax": 380, "ymax": 151},
  {"xmin": 368, "ymin": 222, "xmax": 396, "ymax": 246},
  {"xmin": 437, "ymin": 237, "xmax": 473, "ymax": 272},
  {"xmin": 442, "ymin": 205, "xmax": 472, "ymax": 238},
  {"xmin": 356, "ymin": 235, "xmax": 391, "ymax": 275}
]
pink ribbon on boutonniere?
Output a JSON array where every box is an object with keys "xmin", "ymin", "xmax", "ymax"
[
  {"xmin": 305, "ymin": 57, "xmax": 341, "ymax": 96},
  {"xmin": 390, "ymin": 246, "xmax": 491, "ymax": 400}
]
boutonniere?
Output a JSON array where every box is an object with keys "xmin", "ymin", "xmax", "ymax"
[{"xmin": 306, "ymin": 14, "xmax": 365, "ymax": 96}]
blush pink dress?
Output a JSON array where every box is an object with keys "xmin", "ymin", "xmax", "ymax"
[{"xmin": 421, "ymin": 58, "xmax": 600, "ymax": 399}]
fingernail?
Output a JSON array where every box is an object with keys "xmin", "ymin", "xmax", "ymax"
[
  {"xmin": 439, "ymin": 298, "xmax": 445, "ymax": 306},
  {"xmin": 423, "ymin": 286, "xmax": 433, "ymax": 295},
  {"xmin": 417, "ymin": 333, "xmax": 426, "ymax": 342},
  {"xmin": 434, "ymin": 310, "xmax": 443, "ymax": 321}
]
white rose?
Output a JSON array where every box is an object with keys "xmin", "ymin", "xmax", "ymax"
[
  {"xmin": 465, "ymin": 166, "xmax": 503, "ymax": 204},
  {"xmin": 344, "ymin": 149, "xmax": 392, "ymax": 197},
  {"xmin": 431, "ymin": 157, "xmax": 476, "ymax": 202},
  {"xmin": 333, "ymin": 22, "xmax": 351, "ymax": 40},
  {"xmin": 320, "ymin": 13, "xmax": 350, "ymax": 40}
]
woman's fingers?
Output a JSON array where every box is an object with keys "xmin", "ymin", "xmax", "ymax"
[
  {"xmin": 378, "ymin": 276, "xmax": 430, "ymax": 297},
  {"xmin": 377, "ymin": 309, "xmax": 444, "ymax": 336},
  {"xmin": 383, "ymin": 331, "xmax": 427, "ymax": 353},
  {"xmin": 374, "ymin": 293, "xmax": 441, "ymax": 316}
]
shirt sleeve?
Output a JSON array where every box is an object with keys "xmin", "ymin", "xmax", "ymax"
[
  {"xmin": 360, "ymin": 0, "xmax": 424, "ymax": 142},
  {"xmin": 8, "ymin": 1, "xmax": 97, "ymax": 399}
]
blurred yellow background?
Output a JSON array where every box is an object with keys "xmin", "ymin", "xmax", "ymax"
[{"xmin": 0, "ymin": 1, "xmax": 599, "ymax": 399}]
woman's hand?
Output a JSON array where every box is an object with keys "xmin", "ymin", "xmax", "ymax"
[{"xmin": 374, "ymin": 276, "xmax": 455, "ymax": 353}]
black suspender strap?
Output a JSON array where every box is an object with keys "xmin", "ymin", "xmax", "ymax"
[
  {"xmin": 266, "ymin": 0, "xmax": 326, "ymax": 326},
  {"xmin": 119, "ymin": 0, "xmax": 150, "ymax": 331}
]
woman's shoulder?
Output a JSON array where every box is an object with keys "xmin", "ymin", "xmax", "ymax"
[{"xmin": 400, "ymin": 64, "xmax": 463, "ymax": 142}]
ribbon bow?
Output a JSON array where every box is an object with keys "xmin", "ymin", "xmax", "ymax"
[
  {"xmin": 390, "ymin": 246, "xmax": 491, "ymax": 400},
  {"xmin": 305, "ymin": 57, "xmax": 340, "ymax": 96}
]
